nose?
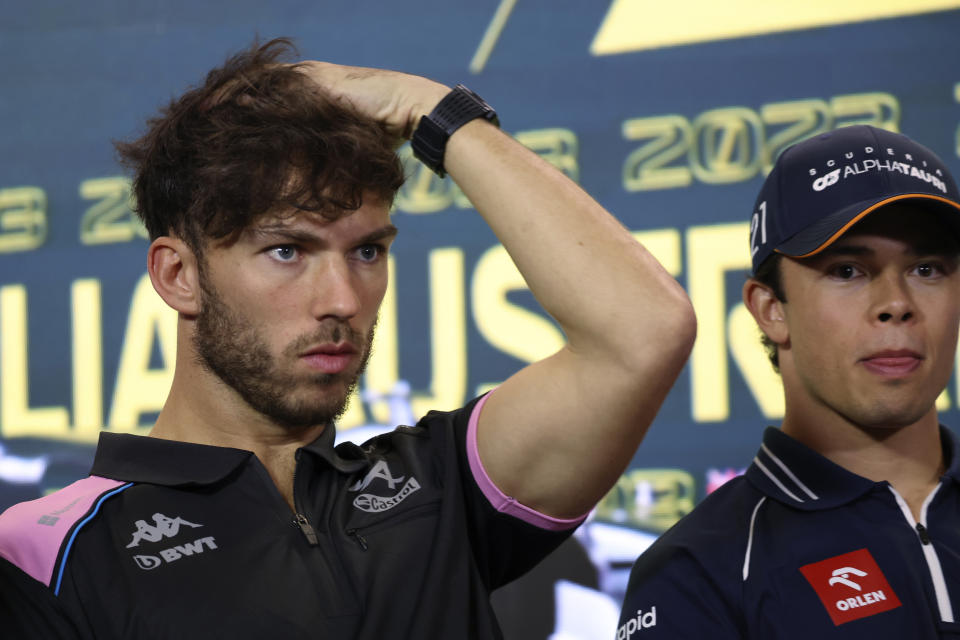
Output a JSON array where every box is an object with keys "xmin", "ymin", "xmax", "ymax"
[
  {"xmin": 871, "ymin": 271, "xmax": 915, "ymax": 324},
  {"xmin": 310, "ymin": 256, "xmax": 362, "ymax": 321}
]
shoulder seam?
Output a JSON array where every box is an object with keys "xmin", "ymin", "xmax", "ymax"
[
  {"xmin": 53, "ymin": 482, "xmax": 133, "ymax": 596},
  {"xmin": 0, "ymin": 476, "xmax": 130, "ymax": 589}
]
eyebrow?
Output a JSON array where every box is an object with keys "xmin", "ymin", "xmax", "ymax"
[{"xmin": 249, "ymin": 223, "xmax": 399, "ymax": 245}]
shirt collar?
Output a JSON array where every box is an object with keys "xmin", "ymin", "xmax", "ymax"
[
  {"xmin": 90, "ymin": 424, "xmax": 368, "ymax": 487},
  {"xmin": 304, "ymin": 423, "xmax": 370, "ymax": 474},
  {"xmin": 745, "ymin": 425, "xmax": 960, "ymax": 511}
]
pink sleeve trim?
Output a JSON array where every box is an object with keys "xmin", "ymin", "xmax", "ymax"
[
  {"xmin": 466, "ymin": 392, "xmax": 587, "ymax": 531},
  {"xmin": 0, "ymin": 476, "xmax": 126, "ymax": 586}
]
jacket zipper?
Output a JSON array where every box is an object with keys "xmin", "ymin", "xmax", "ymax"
[
  {"xmin": 346, "ymin": 529, "xmax": 368, "ymax": 551},
  {"xmin": 343, "ymin": 501, "xmax": 440, "ymax": 551},
  {"xmin": 295, "ymin": 513, "xmax": 319, "ymax": 545},
  {"xmin": 888, "ymin": 484, "xmax": 954, "ymax": 622},
  {"xmin": 292, "ymin": 451, "xmax": 319, "ymax": 546}
]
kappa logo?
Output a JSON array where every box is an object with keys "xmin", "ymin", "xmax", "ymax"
[
  {"xmin": 799, "ymin": 548, "xmax": 902, "ymax": 626},
  {"xmin": 126, "ymin": 513, "xmax": 202, "ymax": 548},
  {"xmin": 349, "ymin": 460, "xmax": 421, "ymax": 513},
  {"xmin": 125, "ymin": 512, "xmax": 219, "ymax": 571}
]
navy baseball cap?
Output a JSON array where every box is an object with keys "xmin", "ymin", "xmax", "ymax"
[{"xmin": 749, "ymin": 125, "xmax": 960, "ymax": 274}]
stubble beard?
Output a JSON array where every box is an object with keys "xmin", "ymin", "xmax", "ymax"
[{"xmin": 193, "ymin": 276, "xmax": 374, "ymax": 430}]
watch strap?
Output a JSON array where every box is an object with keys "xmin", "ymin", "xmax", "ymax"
[{"xmin": 411, "ymin": 84, "xmax": 499, "ymax": 177}]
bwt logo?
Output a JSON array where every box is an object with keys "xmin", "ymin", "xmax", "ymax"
[
  {"xmin": 133, "ymin": 536, "xmax": 218, "ymax": 570},
  {"xmin": 616, "ymin": 606, "xmax": 657, "ymax": 638}
]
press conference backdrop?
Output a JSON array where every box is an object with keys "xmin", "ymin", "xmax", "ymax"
[{"xmin": 3, "ymin": 1, "xmax": 960, "ymax": 636}]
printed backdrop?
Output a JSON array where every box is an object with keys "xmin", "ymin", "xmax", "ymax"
[{"xmin": 3, "ymin": 1, "xmax": 960, "ymax": 636}]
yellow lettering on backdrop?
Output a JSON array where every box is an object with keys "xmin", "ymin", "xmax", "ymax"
[
  {"xmin": 687, "ymin": 223, "xmax": 750, "ymax": 422},
  {"xmin": 690, "ymin": 108, "xmax": 763, "ymax": 185},
  {"xmin": 108, "ymin": 274, "xmax": 177, "ymax": 430},
  {"xmin": 760, "ymin": 99, "xmax": 830, "ymax": 174},
  {"xmin": 0, "ymin": 285, "xmax": 70, "ymax": 437},
  {"xmin": 0, "ymin": 187, "xmax": 47, "ymax": 253},
  {"xmin": 72, "ymin": 279, "xmax": 104, "ymax": 438},
  {"xmin": 622, "ymin": 115, "xmax": 693, "ymax": 192},
  {"xmin": 831, "ymin": 93, "xmax": 900, "ymax": 131},
  {"xmin": 591, "ymin": 0, "xmax": 960, "ymax": 55},
  {"xmin": 411, "ymin": 247, "xmax": 467, "ymax": 417},
  {"xmin": 594, "ymin": 468, "xmax": 695, "ymax": 532}
]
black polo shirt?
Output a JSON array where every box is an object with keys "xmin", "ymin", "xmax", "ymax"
[
  {"xmin": 617, "ymin": 426, "xmax": 960, "ymax": 639},
  {"xmin": 0, "ymin": 395, "xmax": 582, "ymax": 639}
]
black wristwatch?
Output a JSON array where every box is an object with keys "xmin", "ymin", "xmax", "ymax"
[{"xmin": 411, "ymin": 84, "xmax": 499, "ymax": 177}]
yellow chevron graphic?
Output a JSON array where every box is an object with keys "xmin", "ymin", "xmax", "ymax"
[{"xmin": 591, "ymin": 0, "xmax": 960, "ymax": 55}]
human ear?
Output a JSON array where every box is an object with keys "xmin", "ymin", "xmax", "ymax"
[
  {"xmin": 742, "ymin": 278, "xmax": 789, "ymax": 346},
  {"xmin": 147, "ymin": 236, "xmax": 201, "ymax": 316}
]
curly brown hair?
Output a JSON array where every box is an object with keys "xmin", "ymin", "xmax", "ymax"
[{"xmin": 115, "ymin": 37, "xmax": 405, "ymax": 253}]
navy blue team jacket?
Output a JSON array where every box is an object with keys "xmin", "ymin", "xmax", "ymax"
[
  {"xmin": 0, "ymin": 394, "xmax": 584, "ymax": 639},
  {"xmin": 618, "ymin": 426, "xmax": 960, "ymax": 639}
]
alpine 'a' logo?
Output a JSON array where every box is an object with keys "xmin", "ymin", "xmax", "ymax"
[
  {"xmin": 349, "ymin": 460, "xmax": 421, "ymax": 513},
  {"xmin": 799, "ymin": 548, "xmax": 902, "ymax": 625},
  {"xmin": 126, "ymin": 513, "xmax": 202, "ymax": 548}
]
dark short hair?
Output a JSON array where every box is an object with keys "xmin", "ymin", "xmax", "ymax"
[
  {"xmin": 751, "ymin": 254, "xmax": 786, "ymax": 372},
  {"xmin": 115, "ymin": 37, "xmax": 405, "ymax": 252}
]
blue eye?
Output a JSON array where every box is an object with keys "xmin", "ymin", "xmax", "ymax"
[
  {"xmin": 355, "ymin": 244, "xmax": 384, "ymax": 262},
  {"xmin": 269, "ymin": 245, "xmax": 298, "ymax": 262}
]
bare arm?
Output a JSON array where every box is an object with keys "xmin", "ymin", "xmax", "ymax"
[{"xmin": 300, "ymin": 62, "xmax": 696, "ymax": 518}]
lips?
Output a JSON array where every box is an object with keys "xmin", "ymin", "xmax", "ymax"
[
  {"xmin": 299, "ymin": 344, "xmax": 357, "ymax": 375},
  {"xmin": 859, "ymin": 350, "xmax": 923, "ymax": 377}
]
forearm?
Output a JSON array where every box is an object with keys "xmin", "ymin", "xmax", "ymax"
[{"xmin": 444, "ymin": 118, "xmax": 694, "ymax": 366}]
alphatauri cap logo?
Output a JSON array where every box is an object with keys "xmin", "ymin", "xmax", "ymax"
[{"xmin": 749, "ymin": 125, "xmax": 960, "ymax": 274}]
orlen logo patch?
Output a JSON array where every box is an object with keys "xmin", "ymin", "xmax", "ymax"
[{"xmin": 799, "ymin": 548, "xmax": 901, "ymax": 625}]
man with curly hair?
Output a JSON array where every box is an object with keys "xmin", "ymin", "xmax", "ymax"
[{"xmin": 0, "ymin": 39, "xmax": 695, "ymax": 638}]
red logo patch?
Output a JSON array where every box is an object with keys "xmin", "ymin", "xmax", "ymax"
[{"xmin": 799, "ymin": 548, "xmax": 901, "ymax": 625}]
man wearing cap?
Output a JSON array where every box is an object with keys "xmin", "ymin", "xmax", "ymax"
[{"xmin": 616, "ymin": 124, "xmax": 960, "ymax": 639}]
